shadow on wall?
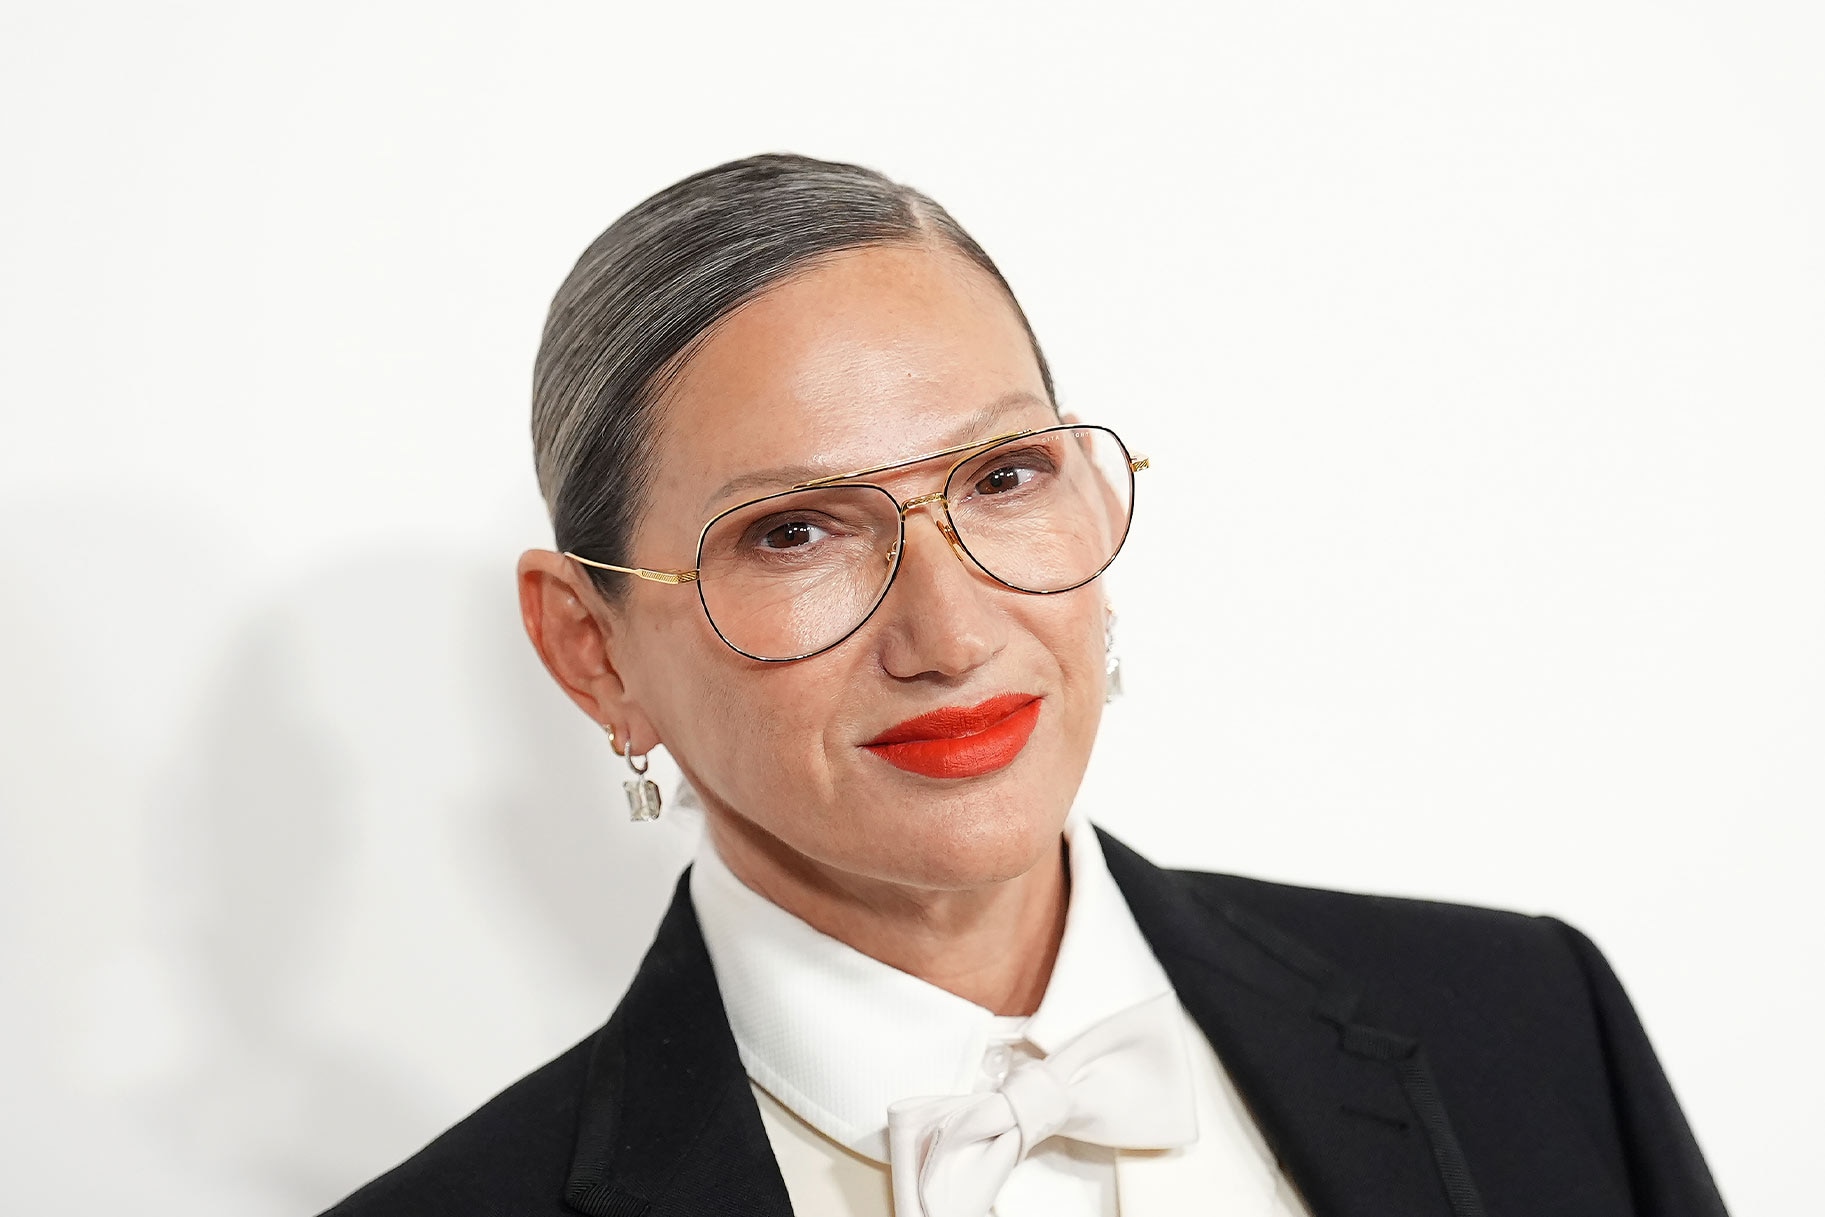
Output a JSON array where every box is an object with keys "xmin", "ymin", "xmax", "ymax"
[{"xmin": 146, "ymin": 548, "xmax": 697, "ymax": 1211}]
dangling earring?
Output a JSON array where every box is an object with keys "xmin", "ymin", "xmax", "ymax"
[
  {"xmin": 1104, "ymin": 604, "xmax": 1123, "ymax": 703},
  {"xmin": 604, "ymin": 723, "xmax": 663, "ymax": 821}
]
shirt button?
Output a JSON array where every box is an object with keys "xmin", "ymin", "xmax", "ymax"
[{"xmin": 983, "ymin": 1044, "xmax": 1013, "ymax": 1084}]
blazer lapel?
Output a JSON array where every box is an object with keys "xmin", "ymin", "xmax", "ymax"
[
  {"xmin": 1099, "ymin": 829, "xmax": 1487, "ymax": 1217},
  {"xmin": 564, "ymin": 870, "xmax": 794, "ymax": 1217}
]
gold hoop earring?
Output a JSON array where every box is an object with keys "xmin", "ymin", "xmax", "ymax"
[{"xmin": 604, "ymin": 723, "xmax": 662, "ymax": 822}]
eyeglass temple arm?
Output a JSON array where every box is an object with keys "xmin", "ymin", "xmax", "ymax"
[
  {"xmin": 1130, "ymin": 454, "xmax": 1151, "ymax": 472},
  {"xmin": 562, "ymin": 552, "xmax": 699, "ymax": 584}
]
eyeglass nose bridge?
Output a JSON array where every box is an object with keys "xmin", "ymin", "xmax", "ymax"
[{"xmin": 895, "ymin": 489, "xmax": 969, "ymax": 561}]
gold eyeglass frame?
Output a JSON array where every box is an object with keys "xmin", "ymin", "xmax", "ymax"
[{"xmin": 563, "ymin": 422, "xmax": 1151, "ymax": 663}]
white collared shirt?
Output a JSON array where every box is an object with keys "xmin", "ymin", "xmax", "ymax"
[{"xmin": 690, "ymin": 817, "xmax": 1311, "ymax": 1217}]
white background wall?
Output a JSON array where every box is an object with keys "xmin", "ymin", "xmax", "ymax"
[{"xmin": 3, "ymin": 2, "xmax": 1819, "ymax": 1212}]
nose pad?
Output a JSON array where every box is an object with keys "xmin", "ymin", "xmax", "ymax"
[{"xmin": 934, "ymin": 515, "xmax": 968, "ymax": 562}]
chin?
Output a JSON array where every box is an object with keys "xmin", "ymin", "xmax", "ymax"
[{"xmin": 872, "ymin": 776, "xmax": 1072, "ymax": 891}]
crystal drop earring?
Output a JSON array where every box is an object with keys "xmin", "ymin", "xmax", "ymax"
[
  {"xmin": 1104, "ymin": 604, "xmax": 1123, "ymax": 703},
  {"xmin": 604, "ymin": 723, "xmax": 663, "ymax": 821}
]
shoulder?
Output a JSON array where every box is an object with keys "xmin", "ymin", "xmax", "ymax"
[
  {"xmin": 1183, "ymin": 865, "xmax": 1588, "ymax": 984},
  {"xmin": 1098, "ymin": 828, "xmax": 1621, "ymax": 1083},
  {"xmin": 1097, "ymin": 826, "xmax": 1599, "ymax": 1014},
  {"xmin": 1173, "ymin": 865, "xmax": 1600, "ymax": 1031},
  {"xmin": 1163, "ymin": 862, "xmax": 1637, "ymax": 1131},
  {"xmin": 1154, "ymin": 867, "xmax": 1725, "ymax": 1213},
  {"xmin": 316, "ymin": 1033, "xmax": 596, "ymax": 1217}
]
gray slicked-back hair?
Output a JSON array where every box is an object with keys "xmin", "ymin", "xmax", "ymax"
[{"xmin": 531, "ymin": 152, "xmax": 1056, "ymax": 602}]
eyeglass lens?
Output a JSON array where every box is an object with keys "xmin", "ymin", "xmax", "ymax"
[{"xmin": 695, "ymin": 425, "xmax": 1135, "ymax": 661}]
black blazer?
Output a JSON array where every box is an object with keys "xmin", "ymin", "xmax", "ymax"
[{"xmin": 322, "ymin": 829, "xmax": 1727, "ymax": 1217}]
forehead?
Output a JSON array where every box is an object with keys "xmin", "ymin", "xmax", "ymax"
[{"xmin": 650, "ymin": 243, "xmax": 1054, "ymax": 520}]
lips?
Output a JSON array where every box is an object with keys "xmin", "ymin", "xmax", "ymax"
[{"xmin": 862, "ymin": 693, "xmax": 1042, "ymax": 779}]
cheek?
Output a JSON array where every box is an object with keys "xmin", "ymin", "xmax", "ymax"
[
  {"xmin": 633, "ymin": 607, "xmax": 853, "ymax": 805},
  {"xmin": 1025, "ymin": 592, "xmax": 1107, "ymax": 697},
  {"xmin": 1022, "ymin": 593, "xmax": 1110, "ymax": 759}
]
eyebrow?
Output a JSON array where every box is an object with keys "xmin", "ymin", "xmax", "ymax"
[{"xmin": 700, "ymin": 390, "xmax": 1053, "ymax": 512}]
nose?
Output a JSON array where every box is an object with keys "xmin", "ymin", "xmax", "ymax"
[{"xmin": 874, "ymin": 499, "xmax": 1007, "ymax": 680}]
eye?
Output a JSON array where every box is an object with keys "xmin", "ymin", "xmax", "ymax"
[
  {"xmin": 974, "ymin": 461, "xmax": 1044, "ymax": 496},
  {"xmin": 759, "ymin": 519, "xmax": 831, "ymax": 550}
]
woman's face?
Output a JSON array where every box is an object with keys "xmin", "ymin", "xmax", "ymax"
[{"xmin": 609, "ymin": 242, "xmax": 1109, "ymax": 891}]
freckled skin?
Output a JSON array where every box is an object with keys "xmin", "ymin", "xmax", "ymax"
[{"xmin": 517, "ymin": 243, "xmax": 1108, "ymax": 1013}]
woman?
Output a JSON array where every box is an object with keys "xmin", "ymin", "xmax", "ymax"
[{"xmin": 322, "ymin": 154, "xmax": 1726, "ymax": 1217}]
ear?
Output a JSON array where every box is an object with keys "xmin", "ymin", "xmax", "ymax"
[{"xmin": 516, "ymin": 549, "xmax": 660, "ymax": 752}]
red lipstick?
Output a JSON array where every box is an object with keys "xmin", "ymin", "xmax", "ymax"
[{"xmin": 862, "ymin": 693, "xmax": 1042, "ymax": 779}]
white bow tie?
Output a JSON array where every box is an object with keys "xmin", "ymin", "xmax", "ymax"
[{"xmin": 885, "ymin": 991, "xmax": 1198, "ymax": 1217}]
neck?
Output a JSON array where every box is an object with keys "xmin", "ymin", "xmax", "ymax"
[{"xmin": 705, "ymin": 811, "xmax": 1071, "ymax": 1016}]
